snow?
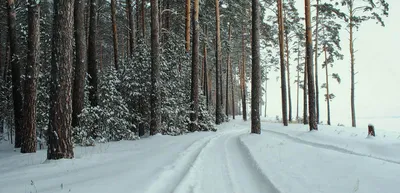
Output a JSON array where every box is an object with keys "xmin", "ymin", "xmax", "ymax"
[{"xmin": 1, "ymin": 118, "xmax": 400, "ymax": 193}]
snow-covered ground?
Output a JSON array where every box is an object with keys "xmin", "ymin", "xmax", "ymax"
[{"xmin": 1, "ymin": 119, "xmax": 400, "ymax": 193}]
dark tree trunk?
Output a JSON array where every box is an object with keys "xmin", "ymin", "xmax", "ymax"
[
  {"xmin": 141, "ymin": 0, "xmax": 145, "ymax": 38},
  {"xmin": 285, "ymin": 29, "xmax": 292, "ymax": 122},
  {"xmin": 111, "ymin": 0, "xmax": 119, "ymax": 69},
  {"xmin": 225, "ymin": 23, "xmax": 231, "ymax": 117},
  {"xmin": 203, "ymin": 26, "xmax": 208, "ymax": 109},
  {"xmin": 88, "ymin": 0, "xmax": 98, "ymax": 107},
  {"xmin": 150, "ymin": 0, "xmax": 161, "ymax": 135},
  {"xmin": 48, "ymin": 0, "xmax": 75, "ymax": 160},
  {"xmin": 8, "ymin": 0, "xmax": 23, "ymax": 148},
  {"xmin": 127, "ymin": 0, "xmax": 135, "ymax": 57},
  {"xmin": 190, "ymin": 0, "xmax": 199, "ymax": 132},
  {"xmin": 241, "ymin": 25, "xmax": 247, "ymax": 121},
  {"xmin": 185, "ymin": 0, "xmax": 190, "ymax": 52},
  {"xmin": 305, "ymin": 0, "xmax": 318, "ymax": 131},
  {"xmin": 72, "ymin": 0, "xmax": 87, "ymax": 129},
  {"xmin": 323, "ymin": 45, "xmax": 331, "ymax": 125},
  {"xmin": 21, "ymin": 0, "xmax": 40, "ymax": 153},
  {"xmin": 251, "ymin": 0, "xmax": 261, "ymax": 134},
  {"xmin": 215, "ymin": 0, "xmax": 222, "ymax": 124},
  {"xmin": 296, "ymin": 43, "xmax": 300, "ymax": 121},
  {"xmin": 314, "ymin": 0, "xmax": 320, "ymax": 124},
  {"xmin": 277, "ymin": 0, "xmax": 288, "ymax": 126},
  {"xmin": 303, "ymin": 60, "xmax": 308, "ymax": 124},
  {"xmin": 230, "ymin": 47, "xmax": 235, "ymax": 119}
]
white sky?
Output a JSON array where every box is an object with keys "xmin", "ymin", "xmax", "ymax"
[{"xmin": 263, "ymin": 0, "xmax": 400, "ymax": 127}]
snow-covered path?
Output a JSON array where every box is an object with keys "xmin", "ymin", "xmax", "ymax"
[{"xmin": 1, "ymin": 119, "xmax": 400, "ymax": 193}]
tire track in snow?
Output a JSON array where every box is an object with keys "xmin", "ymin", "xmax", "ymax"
[
  {"xmin": 144, "ymin": 133, "xmax": 224, "ymax": 193},
  {"xmin": 263, "ymin": 129, "xmax": 400, "ymax": 165}
]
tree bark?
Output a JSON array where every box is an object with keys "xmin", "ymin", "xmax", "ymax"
[
  {"xmin": 350, "ymin": 6, "xmax": 356, "ymax": 127},
  {"xmin": 127, "ymin": 0, "xmax": 135, "ymax": 57},
  {"xmin": 323, "ymin": 45, "xmax": 331, "ymax": 125},
  {"xmin": 111, "ymin": 0, "xmax": 119, "ymax": 69},
  {"xmin": 285, "ymin": 29, "xmax": 292, "ymax": 123},
  {"xmin": 190, "ymin": 0, "xmax": 199, "ymax": 132},
  {"xmin": 203, "ymin": 26, "xmax": 208, "ymax": 109},
  {"xmin": 8, "ymin": 0, "xmax": 24, "ymax": 148},
  {"xmin": 305, "ymin": 0, "xmax": 318, "ymax": 131},
  {"xmin": 185, "ymin": 0, "xmax": 191, "ymax": 52},
  {"xmin": 251, "ymin": 0, "xmax": 261, "ymax": 134},
  {"xmin": 150, "ymin": 0, "xmax": 161, "ymax": 135},
  {"xmin": 314, "ymin": 0, "xmax": 320, "ymax": 124},
  {"xmin": 72, "ymin": 0, "xmax": 87, "ymax": 129},
  {"xmin": 141, "ymin": 0, "xmax": 146, "ymax": 38},
  {"xmin": 231, "ymin": 54, "xmax": 235, "ymax": 119},
  {"xmin": 88, "ymin": 0, "xmax": 98, "ymax": 107},
  {"xmin": 277, "ymin": 0, "xmax": 288, "ymax": 126},
  {"xmin": 21, "ymin": 0, "xmax": 40, "ymax": 153},
  {"xmin": 215, "ymin": 0, "xmax": 222, "ymax": 124},
  {"xmin": 241, "ymin": 25, "xmax": 247, "ymax": 121},
  {"xmin": 225, "ymin": 23, "xmax": 231, "ymax": 117},
  {"xmin": 48, "ymin": 0, "xmax": 75, "ymax": 160}
]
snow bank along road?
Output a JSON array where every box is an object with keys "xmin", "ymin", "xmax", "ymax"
[{"xmin": 1, "ymin": 119, "xmax": 399, "ymax": 193}]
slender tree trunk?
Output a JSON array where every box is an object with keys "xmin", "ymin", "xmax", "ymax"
[
  {"xmin": 215, "ymin": 0, "xmax": 222, "ymax": 124},
  {"xmin": 185, "ymin": 0, "xmax": 190, "ymax": 52},
  {"xmin": 8, "ymin": 0, "xmax": 23, "ymax": 148},
  {"xmin": 296, "ymin": 42, "xmax": 300, "ymax": 121},
  {"xmin": 190, "ymin": 0, "xmax": 199, "ymax": 132},
  {"xmin": 141, "ymin": 0, "xmax": 145, "ymax": 38},
  {"xmin": 303, "ymin": 59, "xmax": 308, "ymax": 124},
  {"xmin": 48, "ymin": 0, "xmax": 75, "ymax": 160},
  {"xmin": 314, "ymin": 0, "xmax": 320, "ymax": 124},
  {"xmin": 225, "ymin": 23, "xmax": 231, "ymax": 117},
  {"xmin": 277, "ymin": 0, "xmax": 288, "ymax": 126},
  {"xmin": 231, "ymin": 55, "xmax": 235, "ymax": 119},
  {"xmin": 285, "ymin": 30, "xmax": 292, "ymax": 122},
  {"xmin": 264, "ymin": 73, "xmax": 267, "ymax": 117},
  {"xmin": 241, "ymin": 25, "xmax": 247, "ymax": 121},
  {"xmin": 305, "ymin": 0, "xmax": 318, "ymax": 131},
  {"xmin": 88, "ymin": 0, "xmax": 98, "ymax": 107},
  {"xmin": 127, "ymin": 0, "xmax": 135, "ymax": 57},
  {"xmin": 110, "ymin": 0, "xmax": 119, "ymax": 69},
  {"xmin": 203, "ymin": 26, "xmax": 208, "ymax": 109},
  {"xmin": 72, "ymin": 0, "xmax": 87, "ymax": 129},
  {"xmin": 251, "ymin": 0, "xmax": 261, "ymax": 134},
  {"xmin": 349, "ymin": 7, "xmax": 356, "ymax": 127},
  {"xmin": 323, "ymin": 45, "xmax": 331, "ymax": 125},
  {"xmin": 21, "ymin": 0, "xmax": 40, "ymax": 153},
  {"xmin": 150, "ymin": 0, "xmax": 161, "ymax": 135}
]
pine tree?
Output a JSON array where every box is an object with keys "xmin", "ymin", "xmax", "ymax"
[{"xmin": 251, "ymin": 0, "xmax": 261, "ymax": 134}]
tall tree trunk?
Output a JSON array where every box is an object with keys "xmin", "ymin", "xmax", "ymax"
[
  {"xmin": 111, "ymin": 0, "xmax": 119, "ymax": 69},
  {"xmin": 231, "ymin": 55, "xmax": 235, "ymax": 119},
  {"xmin": 48, "ymin": 0, "xmax": 75, "ymax": 160},
  {"xmin": 150, "ymin": 0, "xmax": 160, "ymax": 135},
  {"xmin": 190, "ymin": 0, "xmax": 199, "ymax": 132},
  {"xmin": 141, "ymin": 0, "xmax": 145, "ymax": 38},
  {"xmin": 241, "ymin": 25, "xmax": 247, "ymax": 121},
  {"xmin": 127, "ymin": 0, "xmax": 135, "ymax": 57},
  {"xmin": 8, "ymin": 0, "xmax": 23, "ymax": 148},
  {"xmin": 264, "ymin": 73, "xmax": 267, "ymax": 117},
  {"xmin": 203, "ymin": 26, "xmax": 208, "ymax": 109},
  {"xmin": 185, "ymin": 0, "xmax": 190, "ymax": 52},
  {"xmin": 349, "ymin": 6, "xmax": 356, "ymax": 127},
  {"xmin": 277, "ymin": 0, "xmax": 288, "ymax": 126},
  {"xmin": 305, "ymin": 0, "xmax": 318, "ymax": 131},
  {"xmin": 251, "ymin": 0, "xmax": 261, "ymax": 134},
  {"xmin": 88, "ymin": 0, "xmax": 98, "ymax": 107},
  {"xmin": 314, "ymin": 0, "xmax": 320, "ymax": 124},
  {"xmin": 72, "ymin": 0, "xmax": 87, "ymax": 129},
  {"xmin": 215, "ymin": 0, "xmax": 222, "ymax": 124},
  {"xmin": 21, "ymin": 0, "xmax": 40, "ymax": 153},
  {"xmin": 225, "ymin": 23, "xmax": 231, "ymax": 117},
  {"xmin": 303, "ymin": 59, "xmax": 308, "ymax": 124},
  {"xmin": 296, "ymin": 42, "xmax": 300, "ymax": 121},
  {"xmin": 285, "ymin": 29, "xmax": 292, "ymax": 122},
  {"xmin": 323, "ymin": 45, "xmax": 331, "ymax": 125}
]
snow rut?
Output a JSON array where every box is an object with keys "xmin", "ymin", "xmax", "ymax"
[{"xmin": 263, "ymin": 129, "xmax": 400, "ymax": 165}]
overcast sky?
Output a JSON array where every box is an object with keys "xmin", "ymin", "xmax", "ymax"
[{"xmin": 263, "ymin": 0, "xmax": 399, "ymax": 127}]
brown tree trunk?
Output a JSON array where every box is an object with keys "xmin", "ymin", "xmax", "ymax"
[
  {"xmin": 225, "ymin": 23, "xmax": 231, "ymax": 117},
  {"xmin": 349, "ymin": 6, "xmax": 356, "ymax": 127},
  {"xmin": 141, "ymin": 0, "xmax": 145, "ymax": 38},
  {"xmin": 72, "ymin": 0, "xmax": 87, "ymax": 129},
  {"xmin": 111, "ymin": 0, "xmax": 119, "ymax": 69},
  {"xmin": 277, "ymin": 0, "xmax": 288, "ymax": 126},
  {"xmin": 314, "ymin": 0, "xmax": 320, "ymax": 124},
  {"xmin": 303, "ymin": 58, "xmax": 308, "ymax": 124},
  {"xmin": 185, "ymin": 0, "xmax": 191, "ymax": 52},
  {"xmin": 230, "ymin": 49, "xmax": 235, "ymax": 119},
  {"xmin": 190, "ymin": 0, "xmax": 199, "ymax": 132},
  {"xmin": 305, "ymin": 0, "xmax": 318, "ymax": 130},
  {"xmin": 88, "ymin": 0, "xmax": 98, "ymax": 107},
  {"xmin": 48, "ymin": 0, "xmax": 75, "ymax": 160},
  {"xmin": 241, "ymin": 25, "xmax": 247, "ymax": 121},
  {"xmin": 285, "ymin": 29, "xmax": 292, "ymax": 123},
  {"xmin": 215, "ymin": 0, "xmax": 222, "ymax": 124},
  {"xmin": 324, "ymin": 45, "xmax": 331, "ymax": 125},
  {"xmin": 203, "ymin": 26, "xmax": 208, "ymax": 108},
  {"xmin": 150, "ymin": 0, "xmax": 161, "ymax": 135},
  {"xmin": 296, "ymin": 42, "xmax": 300, "ymax": 121},
  {"xmin": 127, "ymin": 0, "xmax": 135, "ymax": 57},
  {"xmin": 251, "ymin": 0, "xmax": 261, "ymax": 134},
  {"xmin": 21, "ymin": 0, "xmax": 40, "ymax": 153},
  {"xmin": 8, "ymin": 0, "xmax": 23, "ymax": 148}
]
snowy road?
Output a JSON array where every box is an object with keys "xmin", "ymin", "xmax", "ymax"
[{"xmin": 1, "ymin": 119, "xmax": 400, "ymax": 193}]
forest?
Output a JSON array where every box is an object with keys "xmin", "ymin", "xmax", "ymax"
[{"xmin": 0, "ymin": 0, "xmax": 389, "ymax": 160}]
